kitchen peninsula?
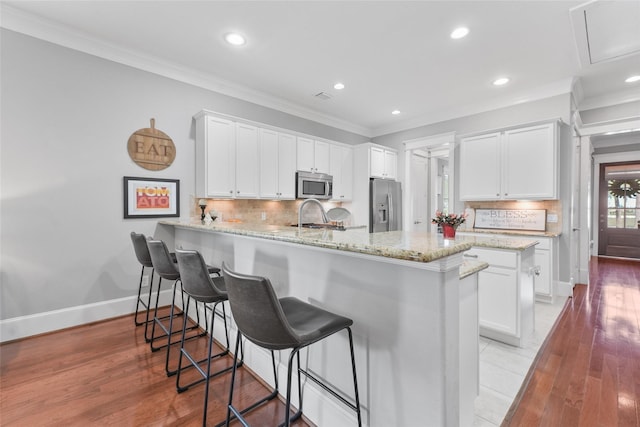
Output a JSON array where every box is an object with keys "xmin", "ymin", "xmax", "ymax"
[{"xmin": 157, "ymin": 220, "xmax": 535, "ymax": 427}]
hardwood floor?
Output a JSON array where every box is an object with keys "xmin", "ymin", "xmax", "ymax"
[
  {"xmin": 3, "ymin": 256, "xmax": 639, "ymax": 426},
  {"xmin": 0, "ymin": 307, "xmax": 310, "ymax": 426},
  {"xmin": 503, "ymin": 256, "xmax": 640, "ymax": 426}
]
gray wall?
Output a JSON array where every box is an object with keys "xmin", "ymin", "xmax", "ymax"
[
  {"xmin": 0, "ymin": 29, "xmax": 367, "ymax": 320},
  {"xmin": 580, "ymin": 100, "xmax": 640, "ymax": 125},
  {"xmin": 593, "ymin": 132, "xmax": 640, "ymax": 155}
]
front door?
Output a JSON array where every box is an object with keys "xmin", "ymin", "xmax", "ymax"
[{"xmin": 598, "ymin": 161, "xmax": 640, "ymax": 259}]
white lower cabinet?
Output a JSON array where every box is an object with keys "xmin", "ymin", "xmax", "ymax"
[
  {"xmin": 481, "ymin": 235, "xmax": 556, "ymax": 303},
  {"xmin": 478, "ymin": 265, "xmax": 518, "ymax": 336},
  {"xmin": 464, "ymin": 246, "xmax": 535, "ymax": 347},
  {"xmin": 533, "ymin": 237, "xmax": 555, "ymax": 303}
]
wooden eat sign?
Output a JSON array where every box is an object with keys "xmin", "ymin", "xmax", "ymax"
[{"xmin": 127, "ymin": 118, "xmax": 176, "ymax": 171}]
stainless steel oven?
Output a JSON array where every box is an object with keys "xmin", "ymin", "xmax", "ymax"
[{"xmin": 296, "ymin": 171, "xmax": 333, "ymax": 200}]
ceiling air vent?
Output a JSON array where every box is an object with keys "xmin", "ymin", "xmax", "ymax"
[
  {"xmin": 571, "ymin": 0, "xmax": 640, "ymax": 66},
  {"xmin": 314, "ymin": 92, "xmax": 332, "ymax": 100}
]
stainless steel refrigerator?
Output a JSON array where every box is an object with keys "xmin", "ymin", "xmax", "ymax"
[{"xmin": 370, "ymin": 178, "xmax": 402, "ymax": 232}]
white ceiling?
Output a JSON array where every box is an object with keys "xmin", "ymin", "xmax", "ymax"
[{"xmin": 2, "ymin": 1, "xmax": 639, "ymax": 138}]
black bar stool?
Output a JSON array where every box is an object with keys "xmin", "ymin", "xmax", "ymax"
[
  {"xmin": 174, "ymin": 249, "xmax": 234, "ymax": 427},
  {"xmin": 221, "ymin": 263, "xmax": 362, "ymax": 427},
  {"xmin": 130, "ymin": 231, "xmax": 172, "ymax": 342},
  {"xmin": 147, "ymin": 239, "xmax": 220, "ymax": 376}
]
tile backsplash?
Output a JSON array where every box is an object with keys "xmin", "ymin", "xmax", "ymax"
[
  {"xmin": 192, "ymin": 198, "xmax": 347, "ymax": 226},
  {"xmin": 461, "ymin": 200, "xmax": 562, "ymax": 234}
]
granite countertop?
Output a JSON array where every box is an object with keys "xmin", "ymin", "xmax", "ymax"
[
  {"xmin": 161, "ymin": 220, "xmax": 537, "ymax": 264},
  {"xmin": 459, "ymin": 260, "xmax": 489, "ymax": 279}
]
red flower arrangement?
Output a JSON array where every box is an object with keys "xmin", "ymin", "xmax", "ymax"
[{"xmin": 431, "ymin": 211, "xmax": 467, "ymax": 227}]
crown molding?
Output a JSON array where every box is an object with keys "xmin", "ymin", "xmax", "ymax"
[{"xmin": 0, "ymin": 4, "xmax": 372, "ymax": 138}]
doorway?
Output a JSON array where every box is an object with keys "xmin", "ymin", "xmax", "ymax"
[
  {"xmin": 598, "ymin": 161, "xmax": 640, "ymax": 259},
  {"xmin": 403, "ymin": 132, "xmax": 456, "ymax": 232}
]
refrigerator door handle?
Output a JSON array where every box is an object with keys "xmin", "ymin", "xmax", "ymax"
[{"xmin": 388, "ymin": 193, "xmax": 393, "ymax": 227}]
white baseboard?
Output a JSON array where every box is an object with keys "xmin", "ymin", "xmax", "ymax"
[
  {"xmin": 0, "ymin": 289, "xmax": 174, "ymax": 343},
  {"xmin": 556, "ymin": 280, "xmax": 573, "ymax": 297}
]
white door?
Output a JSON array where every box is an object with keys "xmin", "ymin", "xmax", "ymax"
[{"xmin": 410, "ymin": 154, "xmax": 429, "ymax": 231}]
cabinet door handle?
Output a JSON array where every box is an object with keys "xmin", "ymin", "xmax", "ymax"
[
  {"xmin": 229, "ymin": 190, "xmax": 233, "ymax": 194},
  {"xmin": 496, "ymin": 193, "xmax": 500, "ymax": 197},
  {"xmin": 463, "ymin": 254, "xmax": 479, "ymax": 258}
]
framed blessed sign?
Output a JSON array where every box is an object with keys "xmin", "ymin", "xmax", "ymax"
[{"xmin": 123, "ymin": 176, "xmax": 180, "ymax": 218}]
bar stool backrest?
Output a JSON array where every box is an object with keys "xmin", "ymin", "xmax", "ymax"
[
  {"xmin": 131, "ymin": 232, "xmax": 153, "ymax": 268},
  {"xmin": 222, "ymin": 263, "xmax": 299, "ymax": 350},
  {"xmin": 175, "ymin": 249, "xmax": 226, "ymax": 302},
  {"xmin": 147, "ymin": 239, "xmax": 179, "ymax": 281}
]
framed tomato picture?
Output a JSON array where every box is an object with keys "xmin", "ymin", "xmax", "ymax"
[{"xmin": 123, "ymin": 176, "xmax": 180, "ymax": 218}]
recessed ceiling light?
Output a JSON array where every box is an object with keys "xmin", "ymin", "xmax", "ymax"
[
  {"xmin": 625, "ymin": 75, "xmax": 640, "ymax": 83},
  {"xmin": 450, "ymin": 27, "xmax": 469, "ymax": 39},
  {"xmin": 493, "ymin": 77, "xmax": 510, "ymax": 86},
  {"xmin": 392, "ymin": 110, "xmax": 401, "ymax": 115},
  {"xmin": 334, "ymin": 83, "xmax": 345, "ymax": 90},
  {"xmin": 225, "ymin": 33, "xmax": 246, "ymax": 46}
]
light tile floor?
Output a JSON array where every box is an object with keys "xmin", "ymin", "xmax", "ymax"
[{"xmin": 473, "ymin": 298, "xmax": 568, "ymax": 426}]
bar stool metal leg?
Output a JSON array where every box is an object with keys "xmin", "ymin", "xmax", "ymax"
[{"xmin": 176, "ymin": 298, "xmax": 231, "ymax": 393}]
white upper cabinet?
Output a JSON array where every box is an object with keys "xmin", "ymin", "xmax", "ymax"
[
  {"xmin": 459, "ymin": 132, "xmax": 501, "ymax": 200},
  {"xmin": 195, "ymin": 116, "xmax": 260, "ymax": 199},
  {"xmin": 330, "ymin": 144, "xmax": 354, "ymax": 201},
  {"xmin": 370, "ymin": 146, "xmax": 397, "ymax": 179},
  {"xmin": 260, "ymin": 129, "xmax": 296, "ymax": 199},
  {"xmin": 235, "ymin": 123, "xmax": 260, "ymax": 198},
  {"xmin": 502, "ymin": 123, "xmax": 557, "ymax": 199},
  {"xmin": 196, "ymin": 115, "xmax": 236, "ymax": 198},
  {"xmin": 277, "ymin": 133, "xmax": 297, "ymax": 199},
  {"xmin": 195, "ymin": 110, "xmax": 348, "ymax": 201},
  {"xmin": 297, "ymin": 137, "xmax": 330, "ymax": 174},
  {"xmin": 459, "ymin": 121, "xmax": 558, "ymax": 200}
]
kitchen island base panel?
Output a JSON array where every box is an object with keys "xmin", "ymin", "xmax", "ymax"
[{"xmin": 167, "ymin": 224, "xmax": 476, "ymax": 427}]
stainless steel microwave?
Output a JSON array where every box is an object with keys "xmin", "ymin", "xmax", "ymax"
[{"xmin": 296, "ymin": 171, "xmax": 333, "ymax": 199}]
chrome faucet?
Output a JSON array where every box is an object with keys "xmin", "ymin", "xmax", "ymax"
[{"xmin": 298, "ymin": 198, "xmax": 329, "ymax": 228}]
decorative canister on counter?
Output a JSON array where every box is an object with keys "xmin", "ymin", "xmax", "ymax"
[{"xmin": 442, "ymin": 224, "xmax": 457, "ymax": 239}]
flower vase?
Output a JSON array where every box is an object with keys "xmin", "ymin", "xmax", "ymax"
[{"xmin": 442, "ymin": 224, "xmax": 457, "ymax": 239}]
